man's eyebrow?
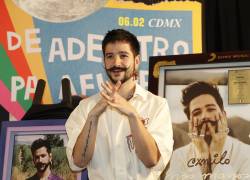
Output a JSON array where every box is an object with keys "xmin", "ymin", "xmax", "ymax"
[
  {"xmin": 205, "ymin": 104, "xmax": 216, "ymax": 108},
  {"xmin": 191, "ymin": 108, "xmax": 200, "ymax": 114},
  {"xmin": 119, "ymin": 51, "xmax": 129, "ymax": 54},
  {"xmin": 105, "ymin": 52, "xmax": 113, "ymax": 56}
]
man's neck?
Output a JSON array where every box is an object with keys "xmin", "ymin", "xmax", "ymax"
[{"xmin": 37, "ymin": 167, "xmax": 51, "ymax": 180}]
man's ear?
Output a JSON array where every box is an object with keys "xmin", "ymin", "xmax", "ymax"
[
  {"xmin": 135, "ymin": 54, "xmax": 141, "ymax": 64},
  {"xmin": 222, "ymin": 110, "xmax": 227, "ymax": 117},
  {"xmin": 49, "ymin": 153, "xmax": 52, "ymax": 161},
  {"xmin": 135, "ymin": 55, "xmax": 140, "ymax": 66}
]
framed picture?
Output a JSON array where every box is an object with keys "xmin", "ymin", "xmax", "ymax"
[
  {"xmin": 149, "ymin": 50, "xmax": 250, "ymax": 146},
  {"xmin": 148, "ymin": 51, "xmax": 250, "ymax": 179},
  {"xmin": 0, "ymin": 119, "xmax": 88, "ymax": 180}
]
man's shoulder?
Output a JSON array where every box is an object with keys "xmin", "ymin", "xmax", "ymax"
[
  {"xmin": 229, "ymin": 136, "xmax": 250, "ymax": 150},
  {"xmin": 136, "ymin": 84, "xmax": 167, "ymax": 104}
]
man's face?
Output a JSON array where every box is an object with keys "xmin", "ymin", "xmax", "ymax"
[
  {"xmin": 33, "ymin": 147, "xmax": 52, "ymax": 173},
  {"xmin": 189, "ymin": 94, "xmax": 225, "ymax": 136},
  {"xmin": 104, "ymin": 41, "xmax": 140, "ymax": 84}
]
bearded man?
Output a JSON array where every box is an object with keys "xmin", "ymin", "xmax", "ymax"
[{"xmin": 65, "ymin": 29, "xmax": 173, "ymax": 180}]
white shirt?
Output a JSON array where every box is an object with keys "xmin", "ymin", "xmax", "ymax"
[
  {"xmin": 165, "ymin": 136, "xmax": 250, "ymax": 180},
  {"xmin": 65, "ymin": 84, "xmax": 173, "ymax": 180}
]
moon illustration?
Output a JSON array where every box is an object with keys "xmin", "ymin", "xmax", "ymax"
[{"xmin": 12, "ymin": 0, "xmax": 107, "ymax": 23}]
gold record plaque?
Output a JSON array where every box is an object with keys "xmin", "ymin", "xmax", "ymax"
[{"xmin": 228, "ymin": 69, "xmax": 250, "ymax": 104}]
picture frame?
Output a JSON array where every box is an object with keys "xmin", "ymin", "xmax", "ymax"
[
  {"xmin": 148, "ymin": 50, "xmax": 250, "ymax": 141},
  {"xmin": 0, "ymin": 119, "xmax": 88, "ymax": 180},
  {"xmin": 148, "ymin": 51, "xmax": 250, "ymax": 179},
  {"xmin": 148, "ymin": 50, "xmax": 250, "ymax": 96}
]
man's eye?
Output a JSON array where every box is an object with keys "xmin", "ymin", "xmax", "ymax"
[
  {"xmin": 120, "ymin": 54, "xmax": 128, "ymax": 58},
  {"xmin": 207, "ymin": 108, "xmax": 216, "ymax": 112},
  {"xmin": 106, "ymin": 55, "xmax": 113, "ymax": 59},
  {"xmin": 192, "ymin": 111, "xmax": 201, "ymax": 116}
]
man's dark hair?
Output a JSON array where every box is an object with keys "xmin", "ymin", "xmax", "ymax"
[
  {"xmin": 31, "ymin": 138, "xmax": 51, "ymax": 155},
  {"xmin": 181, "ymin": 81, "xmax": 224, "ymax": 119},
  {"xmin": 102, "ymin": 29, "xmax": 140, "ymax": 57}
]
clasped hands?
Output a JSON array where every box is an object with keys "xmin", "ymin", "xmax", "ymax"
[{"xmin": 99, "ymin": 81, "xmax": 137, "ymax": 117}]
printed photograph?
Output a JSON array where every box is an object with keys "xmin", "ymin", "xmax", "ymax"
[
  {"xmin": 11, "ymin": 134, "xmax": 76, "ymax": 180},
  {"xmin": 0, "ymin": 120, "xmax": 84, "ymax": 180},
  {"xmin": 161, "ymin": 65, "xmax": 250, "ymax": 179}
]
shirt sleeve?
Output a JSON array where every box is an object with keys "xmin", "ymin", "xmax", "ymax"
[
  {"xmin": 147, "ymin": 99, "xmax": 174, "ymax": 175},
  {"xmin": 65, "ymin": 100, "xmax": 88, "ymax": 171}
]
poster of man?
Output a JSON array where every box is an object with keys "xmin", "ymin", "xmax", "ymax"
[
  {"xmin": 11, "ymin": 134, "xmax": 78, "ymax": 180},
  {"xmin": 160, "ymin": 66, "xmax": 250, "ymax": 179}
]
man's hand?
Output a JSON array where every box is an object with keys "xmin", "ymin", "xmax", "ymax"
[
  {"xmin": 100, "ymin": 81, "xmax": 137, "ymax": 117},
  {"xmin": 189, "ymin": 117, "xmax": 209, "ymax": 158},
  {"xmin": 208, "ymin": 112, "xmax": 227, "ymax": 170},
  {"xmin": 88, "ymin": 97, "xmax": 108, "ymax": 119},
  {"xmin": 189, "ymin": 116, "xmax": 210, "ymax": 174}
]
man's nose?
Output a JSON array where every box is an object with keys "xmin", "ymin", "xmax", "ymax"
[
  {"xmin": 114, "ymin": 56, "xmax": 121, "ymax": 66},
  {"xmin": 37, "ymin": 156, "xmax": 42, "ymax": 162},
  {"xmin": 200, "ymin": 111, "xmax": 210, "ymax": 121}
]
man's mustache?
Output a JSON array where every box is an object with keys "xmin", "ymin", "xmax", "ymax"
[
  {"xmin": 197, "ymin": 119, "xmax": 217, "ymax": 127},
  {"xmin": 106, "ymin": 66, "xmax": 128, "ymax": 71}
]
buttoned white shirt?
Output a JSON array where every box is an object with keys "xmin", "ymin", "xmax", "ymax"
[
  {"xmin": 65, "ymin": 84, "xmax": 173, "ymax": 180},
  {"xmin": 165, "ymin": 136, "xmax": 250, "ymax": 180}
]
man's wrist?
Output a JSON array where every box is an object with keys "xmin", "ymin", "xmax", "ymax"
[
  {"xmin": 128, "ymin": 111, "xmax": 140, "ymax": 121},
  {"xmin": 87, "ymin": 114, "xmax": 99, "ymax": 123}
]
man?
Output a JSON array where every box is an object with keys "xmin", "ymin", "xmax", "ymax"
[
  {"xmin": 27, "ymin": 138, "xmax": 63, "ymax": 180},
  {"xmin": 165, "ymin": 81, "xmax": 250, "ymax": 180},
  {"xmin": 65, "ymin": 29, "xmax": 173, "ymax": 179}
]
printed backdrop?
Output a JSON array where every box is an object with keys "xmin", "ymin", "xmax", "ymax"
[{"xmin": 0, "ymin": 0, "xmax": 202, "ymax": 120}]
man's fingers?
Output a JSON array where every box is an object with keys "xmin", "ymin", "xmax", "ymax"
[
  {"xmin": 216, "ymin": 113, "xmax": 224, "ymax": 132},
  {"xmin": 193, "ymin": 117, "xmax": 198, "ymax": 135},
  {"xmin": 200, "ymin": 123, "xmax": 206, "ymax": 137},
  {"xmin": 106, "ymin": 100, "xmax": 116, "ymax": 107},
  {"xmin": 115, "ymin": 81, "xmax": 122, "ymax": 90},
  {"xmin": 220, "ymin": 112, "xmax": 228, "ymax": 131},
  {"xmin": 106, "ymin": 81, "xmax": 114, "ymax": 91},
  {"xmin": 207, "ymin": 122, "xmax": 216, "ymax": 138},
  {"xmin": 101, "ymin": 82, "xmax": 112, "ymax": 95},
  {"xmin": 188, "ymin": 119, "xmax": 193, "ymax": 133},
  {"xmin": 100, "ymin": 91, "xmax": 114, "ymax": 102},
  {"xmin": 217, "ymin": 112, "xmax": 229, "ymax": 134}
]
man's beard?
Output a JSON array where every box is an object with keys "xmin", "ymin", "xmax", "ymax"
[
  {"xmin": 35, "ymin": 162, "xmax": 50, "ymax": 173},
  {"xmin": 105, "ymin": 66, "xmax": 133, "ymax": 84}
]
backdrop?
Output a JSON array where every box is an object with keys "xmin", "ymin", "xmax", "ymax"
[{"xmin": 0, "ymin": 0, "xmax": 202, "ymax": 120}]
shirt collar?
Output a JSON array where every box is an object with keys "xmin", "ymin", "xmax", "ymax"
[{"xmin": 132, "ymin": 83, "xmax": 147, "ymax": 101}]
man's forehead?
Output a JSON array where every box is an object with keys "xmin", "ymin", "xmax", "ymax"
[
  {"xmin": 190, "ymin": 94, "xmax": 218, "ymax": 110},
  {"xmin": 34, "ymin": 146, "xmax": 48, "ymax": 154},
  {"xmin": 105, "ymin": 41, "xmax": 131, "ymax": 50}
]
